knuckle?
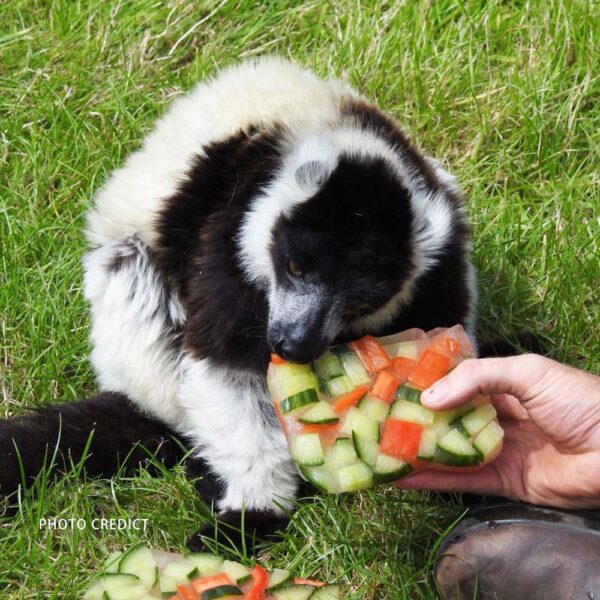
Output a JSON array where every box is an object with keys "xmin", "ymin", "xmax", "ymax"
[
  {"xmin": 458, "ymin": 358, "xmax": 480, "ymax": 378},
  {"xmin": 519, "ymin": 353, "xmax": 547, "ymax": 371}
]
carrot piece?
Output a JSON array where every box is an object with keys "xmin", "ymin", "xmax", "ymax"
[
  {"xmin": 380, "ymin": 419, "xmax": 424, "ymax": 460},
  {"xmin": 445, "ymin": 337, "xmax": 461, "ymax": 353},
  {"xmin": 245, "ymin": 565, "xmax": 269, "ymax": 600},
  {"xmin": 429, "ymin": 337, "xmax": 462, "ymax": 358},
  {"xmin": 191, "ymin": 573, "xmax": 231, "ymax": 595},
  {"xmin": 177, "ymin": 584, "xmax": 198, "ymax": 600},
  {"xmin": 331, "ymin": 384, "xmax": 370, "ymax": 413},
  {"xmin": 301, "ymin": 423, "xmax": 339, "ymax": 434},
  {"xmin": 294, "ymin": 578, "xmax": 326, "ymax": 587},
  {"xmin": 371, "ymin": 370, "xmax": 401, "ymax": 403},
  {"xmin": 408, "ymin": 349, "xmax": 451, "ymax": 389},
  {"xmin": 387, "ymin": 356, "xmax": 417, "ymax": 382},
  {"xmin": 349, "ymin": 335, "xmax": 391, "ymax": 373},
  {"xmin": 271, "ymin": 353, "xmax": 286, "ymax": 364}
]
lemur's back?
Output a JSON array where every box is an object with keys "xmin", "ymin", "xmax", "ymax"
[{"xmin": 86, "ymin": 58, "xmax": 359, "ymax": 248}]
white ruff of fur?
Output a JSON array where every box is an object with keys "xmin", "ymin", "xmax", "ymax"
[
  {"xmin": 179, "ymin": 358, "xmax": 299, "ymax": 513},
  {"xmin": 83, "ymin": 238, "xmax": 186, "ymax": 430}
]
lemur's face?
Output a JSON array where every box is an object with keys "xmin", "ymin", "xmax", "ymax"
[{"xmin": 266, "ymin": 157, "xmax": 415, "ymax": 363}]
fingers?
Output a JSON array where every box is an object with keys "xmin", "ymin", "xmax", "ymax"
[
  {"xmin": 395, "ymin": 465, "xmax": 505, "ymax": 497},
  {"xmin": 420, "ymin": 354, "xmax": 550, "ymax": 410},
  {"xmin": 490, "ymin": 394, "xmax": 529, "ymax": 420}
]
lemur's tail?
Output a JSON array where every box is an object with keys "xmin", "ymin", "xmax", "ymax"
[
  {"xmin": 0, "ymin": 392, "xmax": 186, "ymax": 502},
  {"xmin": 479, "ymin": 331, "xmax": 548, "ymax": 358}
]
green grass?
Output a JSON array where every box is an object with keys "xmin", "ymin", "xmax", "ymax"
[{"xmin": 1, "ymin": 0, "xmax": 598, "ymax": 597}]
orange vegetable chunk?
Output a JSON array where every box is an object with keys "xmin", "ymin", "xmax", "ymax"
[
  {"xmin": 271, "ymin": 353, "xmax": 286, "ymax": 364},
  {"xmin": 294, "ymin": 578, "xmax": 326, "ymax": 587},
  {"xmin": 387, "ymin": 356, "xmax": 417, "ymax": 382},
  {"xmin": 177, "ymin": 584, "xmax": 198, "ymax": 600},
  {"xmin": 349, "ymin": 335, "xmax": 391, "ymax": 373},
  {"xmin": 380, "ymin": 419, "xmax": 424, "ymax": 460},
  {"xmin": 331, "ymin": 384, "xmax": 370, "ymax": 413},
  {"xmin": 408, "ymin": 349, "xmax": 451, "ymax": 389},
  {"xmin": 371, "ymin": 370, "xmax": 401, "ymax": 403},
  {"xmin": 245, "ymin": 565, "xmax": 269, "ymax": 600},
  {"xmin": 191, "ymin": 573, "xmax": 231, "ymax": 595}
]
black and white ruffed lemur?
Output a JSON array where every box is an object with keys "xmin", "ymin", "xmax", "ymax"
[{"xmin": 0, "ymin": 58, "xmax": 477, "ymax": 550}]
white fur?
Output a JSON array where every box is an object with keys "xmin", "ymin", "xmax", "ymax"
[
  {"xmin": 178, "ymin": 358, "xmax": 298, "ymax": 513},
  {"xmin": 83, "ymin": 238, "xmax": 185, "ymax": 430}
]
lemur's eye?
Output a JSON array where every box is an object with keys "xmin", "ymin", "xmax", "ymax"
[{"xmin": 287, "ymin": 259, "xmax": 303, "ymax": 278}]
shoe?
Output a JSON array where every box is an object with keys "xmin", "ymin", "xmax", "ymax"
[{"xmin": 434, "ymin": 501, "xmax": 600, "ymax": 599}]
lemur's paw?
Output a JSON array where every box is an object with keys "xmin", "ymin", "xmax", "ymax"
[{"xmin": 186, "ymin": 509, "xmax": 289, "ymax": 555}]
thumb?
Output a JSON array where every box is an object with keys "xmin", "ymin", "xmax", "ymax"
[{"xmin": 420, "ymin": 354, "xmax": 550, "ymax": 410}]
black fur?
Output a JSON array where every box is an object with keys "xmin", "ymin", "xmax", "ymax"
[
  {"xmin": 272, "ymin": 157, "xmax": 416, "ymax": 316},
  {"xmin": 187, "ymin": 508, "xmax": 290, "ymax": 554},
  {"xmin": 0, "ymin": 392, "xmax": 185, "ymax": 501},
  {"xmin": 156, "ymin": 127, "xmax": 284, "ymax": 374}
]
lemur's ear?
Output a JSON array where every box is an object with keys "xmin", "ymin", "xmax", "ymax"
[{"xmin": 295, "ymin": 160, "xmax": 328, "ymax": 191}]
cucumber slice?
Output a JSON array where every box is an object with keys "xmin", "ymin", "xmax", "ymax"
[
  {"xmin": 328, "ymin": 437, "xmax": 358, "ymax": 468},
  {"xmin": 352, "ymin": 431, "xmax": 379, "ymax": 467},
  {"xmin": 221, "ymin": 560, "xmax": 249, "ymax": 585},
  {"xmin": 390, "ymin": 399, "xmax": 434, "ymax": 425},
  {"xmin": 187, "ymin": 553, "xmax": 224, "ymax": 576},
  {"xmin": 309, "ymin": 584, "xmax": 341, "ymax": 599},
  {"xmin": 280, "ymin": 372, "xmax": 319, "ymax": 400},
  {"xmin": 395, "ymin": 384, "xmax": 422, "ymax": 404},
  {"xmin": 357, "ymin": 394, "xmax": 389, "ymax": 422},
  {"xmin": 430, "ymin": 403, "xmax": 475, "ymax": 439},
  {"xmin": 273, "ymin": 362, "xmax": 314, "ymax": 380},
  {"xmin": 84, "ymin": 574, "xmax": 141, "ymax": 600},
  {"xmin": 313, "ymin": 352, "xmax": 344, "ymax": 384},
  {"xmin": 337, "ymin": 462, "xmax": 373, "ymax": 492},
  {"xmin": 201, "ymin": 585, "xmax": 243, "ymax": 600},
  {"xmin": 300, "ymin": 465, "xmax": 339, "ymax": 493},
  {"xmin": 118, "ymin": 544, "xmax": 158, "ymax": 589},
  {"xmin": 417, "ymin": 428, "xmax": 437, "ymax": 460},
  {"xmin": 104, "ymin": 551, "xmax": 123, "ymax": 574},
  {"xmin": 292, "ymin": 433, "xmax": 325, "ymax": 467},
  {"xmin": 386, "ymin": 341, "xmax": 419, "ymax": 360},
  {"xmin": 373, "ymin": 453, "xmax": 413, "ymax": 484},
  {"xmin": 160, "ymin": 559, "xmax": 197, "ymax": 595},
  {"xmin": 272, "ymin": 586, "xmax": 317, "ymax": 600},
  {"xmin": 267, "ymin": 568, "xmax": 292, "ymax": 591},
  {"xmin": 281, "ymin": 389, "xmax": 319, "ymax": 414},
  {"xmin": 104, "ymin": 587, "xmax": 149, "ymax": 600},
  {"xmin": 340, "ymin": 407, "xmax": 380, "ymax": 441},
  {"xmin": 473, "ymin": 420, "xmax": 504, "ymax": 460},
  {"xmin": 338, "ymin": 350, "xmax": 371, "ymax": 386},
  {"xmin": 299, "ymin": 401, "xmax": 339, "ymax": 424},
  {"xmin": 325, "ymin": 374, "xmax": 355, "ymax": 397},
  {"xmin": 457, "ymin": 404, "xmax": 497, "ymax": 439},
  {"xmin": 436, "ymin": 428, "xmax": 481, "ymax": 467}
]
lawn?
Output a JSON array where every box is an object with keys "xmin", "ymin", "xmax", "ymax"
[{"xmin": 1, "ymin": 0, "xmax": 598, "ymax": 597}]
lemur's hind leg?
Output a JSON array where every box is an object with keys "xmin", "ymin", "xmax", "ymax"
[{"xmin": 0, "ymin": 392, "xmax": 186, "ymax": 501}]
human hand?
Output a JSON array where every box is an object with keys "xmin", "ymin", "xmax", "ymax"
[{"xmin": 396, "ymin": 354, "xmax": 600, "ymax": 508}]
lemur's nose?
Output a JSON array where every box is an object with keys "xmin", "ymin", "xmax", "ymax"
[{"xmin": 268, "ymin": 327, "xmax": 324, "ymax": 364}]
